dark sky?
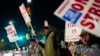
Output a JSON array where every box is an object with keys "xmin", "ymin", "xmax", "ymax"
[{"xmin": 0, "ymin": 0, "xmax": 65, "ymax": 43}]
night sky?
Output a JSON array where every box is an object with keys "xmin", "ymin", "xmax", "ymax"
[{"xmin": 0, "ymin": 0, "xmax": 65, "ymax": 44}]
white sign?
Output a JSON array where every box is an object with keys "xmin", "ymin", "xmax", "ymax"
[
  {"xmin": 19, "ymin": 3, "xmax": 31, "ymax": 24},
  {"xmin": 54, "ymin": 0, "xmax": 100, "ymax": 37},
  {"xmin": 65, "ymin": 21, "xmax": 82, "ymax": 42},
  {"xmin": 5, "ymin": 24, "xmax": 18, "ymax": 42}
]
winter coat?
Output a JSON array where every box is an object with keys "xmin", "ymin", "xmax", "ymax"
[
  {"xmin": 44, "ymin": 31, "xmax": 58, "ymax": 56},
  {"xmin": 75, "ymin": 42, "xmax": 100, "ymax": 56},
  {"xmin": 28, "ymin": 44, "xmax": 43, "ymax": 56}
]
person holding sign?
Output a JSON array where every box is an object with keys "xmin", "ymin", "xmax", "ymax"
[
  {"xmin": 68, "ymin": 30, "xmax": 100, "ymax": 56},
  {"xmin": 41, "ymin": 20, "xmax": 59, "ymax": 56}
]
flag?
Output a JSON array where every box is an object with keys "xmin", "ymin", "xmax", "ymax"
[
  {"xmin": 5, "ymin": 24, "xmax": 18, "ymax": 42},
  {"xmin": 19, "ymin": 3, "xmax": 31, "ymax": 24}
]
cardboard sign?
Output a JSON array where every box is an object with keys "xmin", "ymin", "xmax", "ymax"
[
  {"xmin": 65, "ymin": 21, "xmax": 82, "ymax": 42},
  {"xmin": 19, "ymin": 3, "xmax": 31, "ymax": 24},
  {"xmin": 5, "ymin": 24, "xmax": 18, "ymax": 42},
  {"xmin": 54, "ymin": 0, "xmax": 100, "ymax": 37}
]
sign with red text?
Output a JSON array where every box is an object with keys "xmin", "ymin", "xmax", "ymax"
[
  {"xmin": 5, "ymin": 24, "xmax": 18, "ymax": 42},
  {"xmin": 65, "ymin": 21, "xmax": 82, "ymax": 42},
  {"xmin": 54, "ymin": 0, "xmax": 100, "ymax": 37},
  {"xmin": 19, "ymin": 3, "xmax": 31, "ymax": 24}
]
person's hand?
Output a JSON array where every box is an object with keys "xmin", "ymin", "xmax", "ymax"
[
  {"xmin": 29, "ymin": 45, "xmax": 32, "ymax": 48},
  {"xmin": 68, "ymin": 42, "xmax": 75, "ymax": 56}
]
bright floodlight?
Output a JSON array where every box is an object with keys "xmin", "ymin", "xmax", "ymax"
[
  {"xmin": 19, "ymin": 36, "xmax": 24, "ymax": 40},
  {"xmin": 19, "ymin": 37, "xmax": 23, "ymax": 40},
  {"xmin": 9, "ymin": 21, "xmax": 13, "ymax": 24},
  {"xmin": 27, "ymin": 0, "xmax": 32, "ymax": 3}
]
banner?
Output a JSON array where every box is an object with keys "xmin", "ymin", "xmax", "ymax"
[
  {"xmin": 19, "ymin": 3, "xmax": 31, "ymax": 24},
  {"xmin": 65, "ymin": 21, "xmax": 82, "ymax": 42},
  {"xmin": 54, "ymin": 0, "xmax": 100, "ymax": 37},
  {"xmin": 5, "ymin": 24, "xmax": 18, "ymax": 42}
]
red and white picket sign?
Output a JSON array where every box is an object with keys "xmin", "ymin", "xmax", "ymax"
[
  {"xmin": 54, "ymin": 0, "xmax": 100, "ymax": 37},
  {"xmin": 19, "ymin": 3, "xmax": 31, "ymax": 24},
  {"xmin": 65, "ymin": 21, "xmax": 82, "ymax": 42},
  {"xmin": 5, "ymin": 24, "xmax": 18, "ymax": 42}
]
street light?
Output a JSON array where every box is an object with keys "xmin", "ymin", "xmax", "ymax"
[
  {"xmin": 9, "ymin": 20, "xmax": 15, "ymax": 25},
  {"xmin": 9, "ymin": 21, "xmax": 13, "ymax": 25},
  {"xmin": 27, "ymin": 0, "xmax": 32, "ymax": 3}
]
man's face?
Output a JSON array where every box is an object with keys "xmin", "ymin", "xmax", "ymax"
[
  {"xmin": 81, "ymin": 34, "xmax": 90, "ymax": 43},
  {"xmin": 30, "ymin": 41, "xmax": 35, "ymax": 47},
  {"xmin": 44, "ymin": 29, "xmax": 49, "ymax": 35}
]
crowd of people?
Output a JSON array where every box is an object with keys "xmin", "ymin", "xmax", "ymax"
[
  {"xmin": 28, "ymin": 26, "xmax": 58, "ymax": 56},
  {"xmin": 68, "ymin": 31, "xmax": 100, "ymax": 56},
  {"xmin": 27, "ymin": 23, "xmax": 100, "ymax": 56}
]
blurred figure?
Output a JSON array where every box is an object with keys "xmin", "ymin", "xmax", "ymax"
[
  {"xmin": 35, "ymin": 37, "xmax": 45, "ymax": 56},
  {"xmin": 3, "ymin": 51, "xmax": 13, "ymax": 56},
  {"xmin": 0, "ymin": 50, "xmax": 3, "ymax": 56},
  {"xmin": 43, "ymin": 26, "xmax": 59, "ymax": 56},
  {"xmin": 28, "ymin": 39, "xmax": 43, "ymax": 56},
  {"xmin": 68, "ymin": 30, "xmax": 100, "ymax": 56},
  {"xmin": 59, "ymin": 42, "xmax": 72, "ymax": 56}
]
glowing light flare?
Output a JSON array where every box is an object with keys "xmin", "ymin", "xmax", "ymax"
[{"xmin": 27, "ymin": 0, "xmax": 32, "ymax": 3}]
